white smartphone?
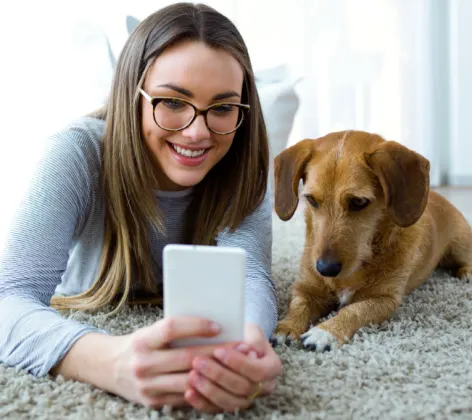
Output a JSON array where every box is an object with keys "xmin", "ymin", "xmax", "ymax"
[{"xmin": 163, "ymin": 244, "xmax": 246, "ymax": 347}]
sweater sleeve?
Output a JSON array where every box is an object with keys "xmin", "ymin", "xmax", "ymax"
[
  {"xmin": 0, "ymin": 121, "xmax": 108, "ymax": 377},
  {"xmin": 216, "ymin": 189, "xmax": 278, "ymax": 339}
]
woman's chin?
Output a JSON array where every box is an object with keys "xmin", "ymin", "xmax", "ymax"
[{"xmin": 166, "ymin": 170, "xmax": 207, "ymax": 189}]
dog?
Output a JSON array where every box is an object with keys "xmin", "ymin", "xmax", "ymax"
[{"xmin": 271, "ymin": 130, "xmax": 472, "ymax": 352}]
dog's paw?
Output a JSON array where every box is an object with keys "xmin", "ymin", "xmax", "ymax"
[
  {"xmin": 269, "ymin": 335, "xmax": 293, "ymax": 347},
  {"xmin": 270, "ymin": 320, "xmax": 306, "ymax": 347},
  {"xmin": 300, "ymin": 327, "xmax": 338, "ymax": 352},
  {"xmin": 456, "ymin": 266, "xmax": 472, "ymax": 282}
]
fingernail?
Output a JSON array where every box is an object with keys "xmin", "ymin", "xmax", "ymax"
[
  {"xmin": 249, "ymin": 351, "xmax": 258, "ymax": 360},
  {"xmin": 236, "ymin": 343, "xmax": 250, "ymax": 353},
  {"xmin": 214, "ymin": 348, "xmax": 226, "ymax": 360},
  {"xmin": 196, "ymin": 359, "xmax": 207, "ymax": 372},
  {"xmin": 210, "ymin": 322, "xmax": 221, "ymax": 333}
]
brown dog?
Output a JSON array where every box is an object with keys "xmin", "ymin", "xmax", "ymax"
[{"xmin": 272, "ymin": 130, "xmax": 472, "ymax": 352}]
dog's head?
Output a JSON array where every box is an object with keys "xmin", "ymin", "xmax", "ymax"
[{"xmin": 274, "ymin": 130, "xmax": 430, "ymax": 279}]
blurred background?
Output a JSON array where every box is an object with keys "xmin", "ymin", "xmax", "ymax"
[{"xmin": 0, "ymin": 0, "xmax": 471, "ymax": 244}]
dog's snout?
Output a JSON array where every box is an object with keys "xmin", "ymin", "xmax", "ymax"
[{"xmin": 316, "ymin": 252, "xmax": 342, "ymax": 277}]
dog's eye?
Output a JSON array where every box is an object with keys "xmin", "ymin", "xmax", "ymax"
[
  {"xmin": 304, "ymin": 195, "xmax": 319, "ymax": 209},
  {"xmin": 349, "ymin": 197, "xmax": 370, "ymax": 211}
]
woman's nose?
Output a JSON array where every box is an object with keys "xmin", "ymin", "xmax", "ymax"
[{"xmin": 181, "ymin": 114, "xmax": 211, "ymax": 141}]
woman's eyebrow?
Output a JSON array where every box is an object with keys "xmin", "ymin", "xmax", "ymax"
[
  {"xmin": 212, "ymin": 91, "xmax": 241, "ymax": 101},
  {"xmin": 157, "ymin": 83, "xmax": 240, "ymax": 101},
  {"xmin": 157, "ymin": 83, "xmax": 193, "ymax": 97}
]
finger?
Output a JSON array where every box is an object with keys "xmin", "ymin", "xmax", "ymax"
[
  {"xmin": 192, "ymin": 356, "xmax": 253, "ymax": 397},
  {"xmin": 244, "ymin": 323, "xmax": 269, "ymax": 356},
  {"xmin": 144, "ymin": 393, "xmax": 188, "ymax": 409},
  {"xmin": 213, "ymin": 347, "xmax": 282, "ymax": 384},
  {"xmin": 133, "ymin": 342, "xmax": 239, "ymax": 377},
  {"xmin": 188, "ymin": 370, "xmax": 252, "ymax": 412},
  {"xmin": 184, "ymin": 388, "xmax": 222, "ymax": 414},
  {"xmin": 134, "ymin": 317, "xmax": 222, "ymax": 350},
  {"xmin": 233, "ymin": 342, "xmax": 258, "ymax": 356},
  {"xmin": 260, "ymin": 378, "xmax": 277, "ymax": 396},
  {"xmin": 139, "ymin": 373, "xmax": 189, "ymax": 397}
]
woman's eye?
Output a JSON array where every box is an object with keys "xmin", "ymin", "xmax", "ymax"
[
  {"xmin": 304, "ymin": 195, "xmax": 319, "ymax": 209},
  {"xmin": 212, "ymin": 104, "xmax": 235, "ymax": 113},
  {"xmin": 349, "ymin": 197, "xmax": 370, "ymax": 211},
  {"xmin": 161, "ymin": 99, "xmax": 185, "ymax": 110}
]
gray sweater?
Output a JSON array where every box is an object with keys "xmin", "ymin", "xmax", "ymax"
[{"xmin": 0, "ymin": 117, "xmax": 277, "ymax": 377}]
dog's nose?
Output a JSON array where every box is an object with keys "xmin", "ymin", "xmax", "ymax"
[{"xmin": 316, "ymin": 258, "xmax": 342, "ymax": 277}]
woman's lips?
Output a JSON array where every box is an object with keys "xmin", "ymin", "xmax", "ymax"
[{"xmin": 167, "ymin": 141, "xmax": 210, "ymax": 167}]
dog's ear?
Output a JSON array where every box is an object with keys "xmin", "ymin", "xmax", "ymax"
[
  {"xmin": 364, "ymin": 141, "xmax": 430, "ymax": 227},
  {"xmin": 274, "ymin": 139, "xmax": 314, "ymax": 221}
]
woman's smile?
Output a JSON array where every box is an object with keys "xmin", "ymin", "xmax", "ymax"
[{"xmin": 166, "ymin": 141, "xmax": 212, "ymax": 167}]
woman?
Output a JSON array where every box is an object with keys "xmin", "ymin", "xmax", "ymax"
[{"xmin": 0, "ymin": 2, "xmax": 282, "ymax": 414}]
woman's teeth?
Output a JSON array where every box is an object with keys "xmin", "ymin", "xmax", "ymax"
[{"xmin": 172, "ymin": 144, "xmax": 207, "ymax": 158}]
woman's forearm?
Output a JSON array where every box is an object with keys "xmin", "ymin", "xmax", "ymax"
[{"xmin": 50, "ymin": 332, "xmax": 123, "ymax": 394}]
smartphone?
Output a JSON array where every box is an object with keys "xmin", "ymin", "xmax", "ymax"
[{"xmin": 163, "ymin": 244, "xmax": 246, "ymax": 347}]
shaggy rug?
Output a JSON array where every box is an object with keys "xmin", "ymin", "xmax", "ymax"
[{"xmin": 1, "ymin": 208, "xmax": 472, "ymax": 420}]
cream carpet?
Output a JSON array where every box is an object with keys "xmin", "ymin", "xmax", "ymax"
[{"xmin": 1, "ymin": 208, "xmax": 472, "ymax": 419}]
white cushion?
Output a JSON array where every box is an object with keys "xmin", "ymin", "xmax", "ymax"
[
  {"xmin": 255, "ymin": 65, "xmax": 301, "ymax": 193},
  {"xmin": 256, "ymin": 64, "xmax": 301, "ymax": 159}
]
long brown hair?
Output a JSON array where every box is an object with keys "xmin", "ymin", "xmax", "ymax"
[{"xmin": 50, "ymin": 2, "xmax": 269, "ymax": 314}]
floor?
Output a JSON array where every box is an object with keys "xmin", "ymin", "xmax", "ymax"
[{"xmin": 434, "ymin": 187, "xmax": 472, "ymax": 223}]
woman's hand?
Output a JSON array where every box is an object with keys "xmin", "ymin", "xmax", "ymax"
[
  {"xmin": 111, "ymin": 316, "xmax": 233, "ymax": 409},
  {"xmin": 185, "ymin": 323, "xmax": 282, "ymax": 413}
]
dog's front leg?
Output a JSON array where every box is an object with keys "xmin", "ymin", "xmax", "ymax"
[
  {"xmin": 271, "ymin": 277, "xmax": 332, "ymax": 345},
  {"xmin": 301, "ymin": 294, "xmax": 402, "ymax": 352}
]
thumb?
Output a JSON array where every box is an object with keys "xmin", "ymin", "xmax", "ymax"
[{"xmin": 244, "ymin": 323, "xmax": 267, "ymax": 356}]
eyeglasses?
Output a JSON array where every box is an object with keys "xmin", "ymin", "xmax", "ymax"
[{"xmin": 139, "ymin": 88, "xmax": 250, "ymax": 135}]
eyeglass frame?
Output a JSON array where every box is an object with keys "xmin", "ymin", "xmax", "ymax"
[{"xmin": 139, "ymin": 88, "xmax": 250, "ymax": 135}]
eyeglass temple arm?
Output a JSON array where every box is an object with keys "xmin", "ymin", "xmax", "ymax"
[{"xmin": 139, "ymin": 88, "xmax": 153, "ymax": 102}]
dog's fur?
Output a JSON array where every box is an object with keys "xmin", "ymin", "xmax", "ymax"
[{"xmin": 272, "ymin": 130, "xmax": 472, "ymax": 352}]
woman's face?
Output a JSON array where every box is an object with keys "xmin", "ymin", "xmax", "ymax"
[{"xmin": 141, "ymin": 40, "xmax": 245, "ymax": 191}]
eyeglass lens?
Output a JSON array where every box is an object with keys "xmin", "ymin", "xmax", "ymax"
[{"xmin": 154, "ymin": 99, "xmax": 243, "ymax": 133}]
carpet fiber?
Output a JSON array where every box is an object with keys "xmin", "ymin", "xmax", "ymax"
[{"xmin": 1, "ymin": 209, "xmax": 472, "ymax": 419}]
